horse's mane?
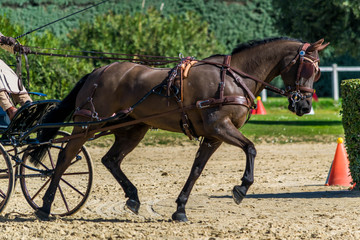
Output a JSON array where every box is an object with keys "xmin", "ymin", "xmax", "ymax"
[
  {"xmin": 203, "ymin": 37, "xmax": 303, "ymax": 60},
  {"xmin": 231, "ymin": 37, "xmax": 304, "ymax": 55}
]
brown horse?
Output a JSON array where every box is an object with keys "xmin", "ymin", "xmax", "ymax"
[{"xmin": 32, "ymin": 37, "xmax": 328, "ymax": 222}]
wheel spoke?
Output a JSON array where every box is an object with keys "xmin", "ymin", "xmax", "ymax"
[
  {"xmin": 0, "ymin": 189, "xmax": 6, "ymax": 199},
  {"xmin": 46, "ymin": 148, "xmax": 57, "ymax": 169},
  {"xmin": 62, "ymin": 171, "xmax": 89, "ymax": 176},
  {"xmin": 57, "ymin": 184, "xmax": 70, "ymax": 212},
  {"xmin": 30, "ymin": 178, "xmax": 51, "ymax": 201},
  {"xmin": 60, "ymin": 177, "xmax": 85, "ymax": 197},
  {"xmin": 37, "ymin": 160, "xmax": 52, "ymax": 172},
  {"xmin": 0, "ymin": 173, "xmax": 9, "ymax": 179}
]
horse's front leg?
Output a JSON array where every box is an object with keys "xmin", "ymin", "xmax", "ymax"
[
  {"xmin": 214, "ymin": 123, "xmax": 257, "ymax": 205},
  {"xmin": 232, "ymin": 140, "xmax": 256, "ymax": 204},
  {"xmin": 172, "ymin": 137, "xmax": 222, "ymax": 222}
]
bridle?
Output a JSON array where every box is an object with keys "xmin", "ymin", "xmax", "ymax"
[
  {"xmin": 281, "ymin": 43, "xmax": 320, "ymax": 106},
  {"xmin": 197, "ymin": 42, "xmax": 321, "ymax": 110}
]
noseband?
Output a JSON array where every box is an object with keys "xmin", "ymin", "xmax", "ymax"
[{"xmin": 281, "ymin": 43, "xmax": 320, "ymax": 105}]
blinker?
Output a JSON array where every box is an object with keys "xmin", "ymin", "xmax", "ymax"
[{"xmin": 300, "ymin": 62, "xmax": 315, "ymax": 79}]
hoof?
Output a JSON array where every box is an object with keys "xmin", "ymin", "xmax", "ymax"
[
  {"xmin": 35, "ymin": 208, "xmax": 50, "ymax": 221},
  {"xmin": 172, "ymin": 211, "xmax": 188, "ymax": 222},
  {"xmin": 232, "ymin": 185, "xmax": 246, "ymax": 205},
  {"xmin": 126, "ymin": 199, "xmax": 140, "ymax": 214}
]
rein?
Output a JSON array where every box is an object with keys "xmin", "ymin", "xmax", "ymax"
[
  {"xmin": 28, "ymin": 50, "xmax": 179, "ymax": 66},
  {"xmin": 24, "ymin": 45, "xmax": 296, "ymax": 96},
  {"xmin": 24, "ymin": 43, "xmax": 318, "ymax": 99}
]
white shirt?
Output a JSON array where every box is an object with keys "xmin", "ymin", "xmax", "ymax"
[{"xmin": 0, "ymin": 32, "xmax": 26, "ymax": 93}]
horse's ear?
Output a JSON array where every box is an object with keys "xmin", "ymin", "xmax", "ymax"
[
  {"xmin": 308, "ymin": 39, "xmax": 330, "ymax": 52},
  {"xmin": 316, "ymin": 41, "xmax": 330, "ymax": 52}
]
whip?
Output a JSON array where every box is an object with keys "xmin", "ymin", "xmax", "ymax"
[{"xmin": 15, "ymin": 0, "xmax": 112, "ymax": 39}]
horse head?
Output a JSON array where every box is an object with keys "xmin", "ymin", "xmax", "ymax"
[{"xmin": 280, "ymin": 39, "xmax": 329, "ymax": 116}]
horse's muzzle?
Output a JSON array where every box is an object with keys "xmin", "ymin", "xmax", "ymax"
[{"xmin": 288, "ymin": 97, "xmax": 312, "ymax": 116}]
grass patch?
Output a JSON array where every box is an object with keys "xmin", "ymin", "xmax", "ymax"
[{"xmin": 242, "ymin": 111, "xmax": 343, "ymax": 143}]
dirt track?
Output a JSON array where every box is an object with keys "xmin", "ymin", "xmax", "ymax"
[{"xmin": 1, "ymin": 142, "xmax": 360, "ymax": 240}]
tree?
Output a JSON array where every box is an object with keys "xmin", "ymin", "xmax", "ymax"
[
  {"xmin": 67, "ymin": 8, "xmax": 225, "ymax": 68},
  {"xmin": 272, "ymin": 0, "xmax": 360, "ymax": 57},
  {"xmin": 0, "ymin": 16, "xmax": 93, "ymax": 100}
]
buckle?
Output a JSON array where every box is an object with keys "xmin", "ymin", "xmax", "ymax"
[{"xmin": 196, "ymin": 100, "xmax": 211, "ymax": 109}]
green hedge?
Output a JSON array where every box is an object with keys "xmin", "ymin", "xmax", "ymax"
[
  {"xmin": 1, "ymin": 9, "xmax": 226, "ymax": 99},
  {"xmin": 0, "ymin": 0, "xmax": 277, "ymax": 52},
  {"xmin": 341, "ymin": 79, "xmax": 360, "ymax": 187}
]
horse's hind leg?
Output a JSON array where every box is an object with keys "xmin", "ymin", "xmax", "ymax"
[
  {"xmin": 101, "ymin": 124, "xmax": 150, "ymax": 214},
  {"xmin": 35, "ymin": 134, "xmax": 88, "ymax": 220},
  {"xmin": 172, "ymin": 137, "xmax": 222, "ymax": 222}
]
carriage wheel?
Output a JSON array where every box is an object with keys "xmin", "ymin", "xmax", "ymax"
[
  {"xmin": 20, "ymin": 130, "xmax": 93, "ymax": 216},
  {"xmin": 0, "ymin": 143, "xmax": 14, "ymax": 214}
]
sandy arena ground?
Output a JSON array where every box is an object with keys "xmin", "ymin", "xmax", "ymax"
[{"xmin": 1, "ymin": 141, "xmax": 359, "ymax": 240}]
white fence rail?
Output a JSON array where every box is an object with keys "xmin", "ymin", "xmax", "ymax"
[
  {"xmin": 320, "ymin": 64, "xmax": 360, "ymax": 101},
  {"xmin": 260, "ymin": 64, "xmax": 360, "ymax": 101}
]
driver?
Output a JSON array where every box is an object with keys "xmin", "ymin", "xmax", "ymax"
[{"xmin": 0, "ymin": 32, "xmax": 32, "ymax": 120}]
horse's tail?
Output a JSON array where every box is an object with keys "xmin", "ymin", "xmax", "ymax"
[{"xmin": 29, "ymin": 73, "xmax": 90, "ymax": 165}]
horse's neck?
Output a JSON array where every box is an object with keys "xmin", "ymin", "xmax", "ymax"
[{"xmin": 231, "ymin": 41, "xmax": 300, "ymax": 96}]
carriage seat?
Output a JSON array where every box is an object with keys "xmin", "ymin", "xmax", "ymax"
[
  {"xmin": 0, "ymin": 92, "xmax": 49, "ymax": 131},
  {"xmin": 0, "ymin": 100, "xmax": 60, "ymax": 137}
]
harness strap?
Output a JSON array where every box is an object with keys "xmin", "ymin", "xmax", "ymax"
[
  {"xmin": 180, "ymin": 63, "xmax": 184, "ymax": 102},
  {"xmin": 24, "ymin": 53, "xmax": 30, "ymax": 89},
  {"xmin": 177, "ymin": 99, "xmax": 196, "ymax": 140},
  {"xmin": 196, "ymin": 96, "xmax": 250, "ymax": 109},
  {"xmin": 220, "ymin": 56, "xmax": 231, "ymax": 101},
  {"xmin": 183, "ymin": 60, "xmax": 197, "ymax": 78},
  {"xmin": 280, "ymin": 54, "xmax": 300, "ymax": 74},
  {"xmin": 15, "ymin": 54, "xmax": 23, "ymax": 91},
  {"xmin": 73, "ymin": 63, "xmax": 122, "ymax": 120},
  {"xmin": 56, "ymin": 96, "xmax": 253, "ymax": 143},
  {"xmin": 227, "ymin": 68, "xmax": 256, "ymax": 104},
  {"xmin": 73, "ymin": 107, "xmax": 132, "ymax": 120},
  {"xmin": 299, "ymin": 86, "xmax": 315, "ymax": 94},
  {"xmin": 52, "ymin": 104, "xmax": 199, "ymax": 143},
  {"xmin": 200, "ymin": 59, "xmax": 287, "ymax": 97}
]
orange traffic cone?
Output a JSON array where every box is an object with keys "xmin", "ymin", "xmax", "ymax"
[
  {"xmin": 313, "ymin": 90, "xmax": 318, "ymax": 102},
  {"xmin": 325, "ymin": 137, "xmax": 354, "ymax": 187},
  {"xmin": 253, "ymin": 96, "xmax": 266, "ymax": 115}
]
